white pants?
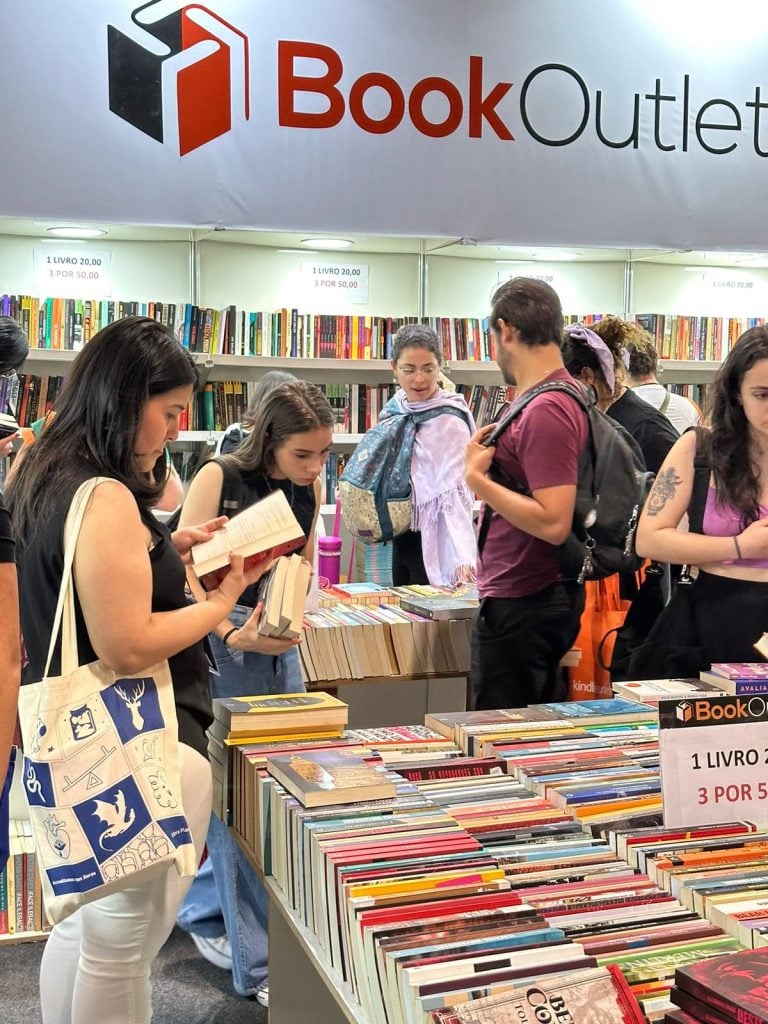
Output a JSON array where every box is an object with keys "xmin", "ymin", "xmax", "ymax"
[{"xmin": 39, "ymin": 744, "xmax": 212, "ymax": 1024}]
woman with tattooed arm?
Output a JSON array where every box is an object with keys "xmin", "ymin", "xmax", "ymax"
[{"xmin": 630, "ymin": 326, "xmax": 768, "ymax": 677}]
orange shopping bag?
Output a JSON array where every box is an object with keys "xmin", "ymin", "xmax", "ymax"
[{"xmin": 568, "ymin": 575, "xmax": 630, "ymax": 700}]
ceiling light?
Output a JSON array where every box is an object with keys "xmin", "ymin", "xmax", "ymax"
[
  {"xmin": 300, "ymin": 238, "xmax": 353, "ymax": 250},
  {"xmin": 528, "ymin": 250, "xmax": 581, "ymax": 261},
  {"xmin": 47, "ymin": 226, "xmax": 108, "ymax": 239}
]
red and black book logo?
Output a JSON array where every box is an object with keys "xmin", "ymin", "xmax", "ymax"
[{"xmin": 108, "ymin": 2, "xmax": 249, "ymax": 155}]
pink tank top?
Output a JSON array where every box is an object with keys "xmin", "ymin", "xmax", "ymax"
[{"xmin": 702, "ymin": 487, "xmax": 768, "ymax": 568}]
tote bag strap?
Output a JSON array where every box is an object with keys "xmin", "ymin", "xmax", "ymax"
[{"xmin": 42, "ymin": 477, "xmax": 112, "ymax": 680}]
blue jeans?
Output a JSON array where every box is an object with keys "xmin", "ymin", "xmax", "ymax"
[{"xmin": 177, "ymin": 605, "xmax": 304, "ymax": 997}]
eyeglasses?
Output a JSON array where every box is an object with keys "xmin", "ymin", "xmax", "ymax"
[{"xmin": 396, "ymin": 364, "xmax": 439, "ymax": 378}]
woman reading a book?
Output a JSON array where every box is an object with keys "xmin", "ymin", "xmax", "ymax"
[
  {"xmin": 176, "ymin": 379, "xmax": 333, "ymax": 1006},
  {"xmin": 633, "ymin": 325, "xmax": 768, "ymax": 676},
  {"xmin": 6, "ymin": 316, "xmax": 268, "ymax": 1024},
  {"xmin": 386, "ymin": 323, "xmax": 477, "ymax": 587}
]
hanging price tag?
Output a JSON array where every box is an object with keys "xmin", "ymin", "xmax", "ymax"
[
  {"xmin": 658, "ymin": 695, "xmax": 768, "ymax": 828},
  {"xmin": 33, "ymin": 249, "xmax": 113, "ymax": 298}
]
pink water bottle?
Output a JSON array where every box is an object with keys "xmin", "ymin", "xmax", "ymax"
[{"xmin": 318, "ymin": 536, "xmax": 342, "ymax": 586}]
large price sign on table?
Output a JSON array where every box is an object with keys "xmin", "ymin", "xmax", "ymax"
[{"xmin": 659, "ymin": 695, "xmax": 768, "ymax": 827}]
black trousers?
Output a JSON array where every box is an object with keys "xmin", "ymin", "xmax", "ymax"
[
  {"xmin": 391, "ymin": 529, "xmax": 429, "ymax": 586},
  {"xmin": 471, "ymin": 581, "xmax": 586, "ymax": 711}
]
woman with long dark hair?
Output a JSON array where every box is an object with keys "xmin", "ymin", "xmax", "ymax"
[
  {"xmin": 7, "ymin": 316, "xmax": 266, "ymax": 1024},
  {"xmin": 632, "ymin": 325, "xmax": 768, "ymax": 676}
]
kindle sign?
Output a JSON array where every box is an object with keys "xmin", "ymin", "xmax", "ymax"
[
  {"xmin": 107, "ymin": 2, "xmax": 250, "ymax": 156},
  {"xmin": 659, "ymin": 696, "xmax": 768, "ymax": 828}
]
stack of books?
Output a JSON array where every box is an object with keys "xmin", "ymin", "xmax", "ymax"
[
  {"xmin": 207, "ymin": 691, "xmax": 348, "ymax": 821},
  {"xmin": 699, "ymin": 663, "xmax": 768, "ymax": 694},
  {"xmin": 612, "ymin": 677, "xmax": 729, "ymax": 704},
  {"xmin": 0, "ymin": 818, "xmax": 44, "ymax": 938},
  {"xmin": 669, "ymin": 946, "xmax": 768, "ymax": 1024},
  {"xmin": 228, "ymin": 724, "xmax": 459, "ymax": 864},
  {"xmin": 254, "ymin": 553, "xmax": 312, "ymax": 640},
  {"xmin": 299, "ymin": 601, "xmax": 473, "ymax": 682}
]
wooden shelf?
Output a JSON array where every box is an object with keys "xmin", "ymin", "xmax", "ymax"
[
  {"xmin": 305, "ymin": 671, "xmax": 468, "ymax": 689},
  {"xmin": 0, "ymin": 929, "xmax": 49, "ymax": 945}
]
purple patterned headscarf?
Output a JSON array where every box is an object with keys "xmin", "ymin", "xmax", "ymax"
[{"xmin": 564, "ymin": 324, "xmax": 628, "ymax": 393}]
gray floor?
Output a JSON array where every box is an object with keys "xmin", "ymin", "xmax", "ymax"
[{"xmin": 0, "ymin": 926, "xmax": 267, "ymax": 1023}]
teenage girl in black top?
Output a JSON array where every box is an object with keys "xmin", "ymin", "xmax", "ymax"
[{"xmin": 175, "ymin": 379, "xmax": 334, "ymax": 1004}]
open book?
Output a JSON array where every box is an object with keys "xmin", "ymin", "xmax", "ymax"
[
  {"xmin": 190, "ymin": 489, "xmax": 305, "ymax": 579},
  {"xmin": 257, "ymin": 553, "xmax": 312, "ymax": 640}
]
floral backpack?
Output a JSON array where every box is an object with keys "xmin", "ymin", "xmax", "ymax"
[{"xmin": 339, "ymin": 405, "xmax": 468, "ymax": 543}]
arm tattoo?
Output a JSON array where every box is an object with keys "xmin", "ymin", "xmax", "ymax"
[{"xmin": 646, "ymin": 467, "xmax": 683, "ymax": 517}]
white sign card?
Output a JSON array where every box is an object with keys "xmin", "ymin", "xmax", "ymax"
[
  {"xmin": 658, "ymin": 695, "xmax": 768, "ymax": 828},
  {"xmin": 33, "ymin": 249, "xmax": 113, "ymax": 299},
  {"xmin": 301, "ymin": 262, "xmax": 369, "ymax": 304}
]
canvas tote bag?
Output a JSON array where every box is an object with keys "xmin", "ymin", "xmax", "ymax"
[{"xmin": 18, "ymin": 477, "xmax": 197, "ymax": 925}]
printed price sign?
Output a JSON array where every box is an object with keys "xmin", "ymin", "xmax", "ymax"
[
  {"xmin": 658, "ymin": 695, "xmax": 768, "ymax": 827},
  {"xmin": 34, "ymin": 249, "xmax": 113, "ymax": 299},
  {"xmin": 302, "ymin": 261, "xmax": 369, "ymax": 303}
]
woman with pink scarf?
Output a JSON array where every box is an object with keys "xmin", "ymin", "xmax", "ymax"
[{"xmin": 382, "ymin": 324, "xmax": 477, "ymax": 587}]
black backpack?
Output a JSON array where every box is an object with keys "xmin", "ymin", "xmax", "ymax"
[
  {"xmin": 478, "ymin": 381, "xmax": 654, "ymax": 583},
  {"xmin": 163, "ymin": 457, "xmax": 244, "ymax": 533}
]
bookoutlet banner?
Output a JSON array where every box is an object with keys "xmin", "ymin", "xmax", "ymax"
[{"xmin": 5, "ymin": 0, "xmax": 768, "ymax": 248}]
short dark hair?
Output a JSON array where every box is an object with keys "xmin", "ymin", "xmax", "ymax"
[
  {"xmin": 627, "ymin": 336, "xmax": 658, "ymax": 378},
  {"xmin": 391, "ymin": 323, "xmax": 443, "ymax": 365},
  {"xmin": 490, "ymin": 277, "xmax": 563, "ymax": 347},
  {"xmin": 0, "ymin": 316, "xmax": 29, "ymax": 372}
]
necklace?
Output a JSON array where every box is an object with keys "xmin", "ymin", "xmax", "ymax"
[{"xmin": 263, "ymin": 473, "xmax": 295, "ymax": 506}]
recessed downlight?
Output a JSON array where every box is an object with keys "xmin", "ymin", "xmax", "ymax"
[
  {"xmin": 47, "ymin": 226, "xmax": 108, "ymax": 239},
  {"xmin": 300, "ymin": 238, "xmax": 353, "ymax": 250}
]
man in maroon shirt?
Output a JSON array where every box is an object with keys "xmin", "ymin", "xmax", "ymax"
[{"xmin": 465, "ymin": 278, "xmax": 588, "ymax": 711}]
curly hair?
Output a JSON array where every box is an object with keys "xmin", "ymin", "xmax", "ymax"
[
  {"xmin": 708, "ymin": 325, "xmax": 768, "ymax": 525},
  {"xmin": 626, "ymin": 335, "xmax": 658, "ymax": 379}
]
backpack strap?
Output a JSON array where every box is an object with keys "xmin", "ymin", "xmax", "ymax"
[
  {"xmin": 659, "ymin": 389, "xmax": 672, "ymax": 416},
  {"xmin": 679, "ymin": 425, "xmax": 711, "ymax": 584},
  {"xmin": 476, "ymin": 381, "xmax": 589, "ymax": 554},
  {"xmin": 687, "ymin": 426, "xmax": 711, "ymax": 535}
]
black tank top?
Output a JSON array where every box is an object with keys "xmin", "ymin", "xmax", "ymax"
[
  {"xmin": 17, "ymin": 471, "xmax": 212, "ymax": 758},
  {"xmin": 223, "ymin": 467, "xmax": 316, "ymax": 607}
]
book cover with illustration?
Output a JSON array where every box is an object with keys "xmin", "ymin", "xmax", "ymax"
[
  {"xmin": 266, "ymin": 749, "xmax": 396, "ymax": 807},
  {"xmin": 675, "ymin": 946, "xmax": 768, "ymax": 1023}
]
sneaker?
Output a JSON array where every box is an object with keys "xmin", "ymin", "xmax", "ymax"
[
  {"xmin": 255, "ymin": 986, "xmax": 269, "ymax": 1008},
  {"xmin": 190, "ymin": 932, "xmax": 233, "ymax": 971}
]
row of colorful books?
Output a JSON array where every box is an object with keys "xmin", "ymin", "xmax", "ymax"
[
  {"xmin": 636, "ymin": 313, "xmax": 767, "ymax": 363},
  {"xmin": 255, "ymin": 697, "xmax": 750, "ymax": 1023},
  {"xmin": 0, "ymin": 819, "xmax": 45, "ymax": 938}
]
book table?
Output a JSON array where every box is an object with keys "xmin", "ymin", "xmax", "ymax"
[
  {"xmin": 233, "ymin": 829, "xmax": 365, "ymax": 1024},
  {"xmin": 267, "ymin": 876, "xmax": 366, "ymax": 1024}
]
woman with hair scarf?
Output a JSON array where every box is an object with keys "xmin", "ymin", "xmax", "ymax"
[{"xmin": 384, "ymin": 323, "xmax": 477, "ymax": 587}]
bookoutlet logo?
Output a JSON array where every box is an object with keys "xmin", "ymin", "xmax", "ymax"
[
  {"xmin": 671, "ymin": 696, "xmax": 768, "ymax": 727},
  {"xmin": 107, "ymin": 2, "xmax": 250, "ymax": 156},
  {"xmin": 106, "ymin": 11, "xmax": 768, "ymax": 158}
]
